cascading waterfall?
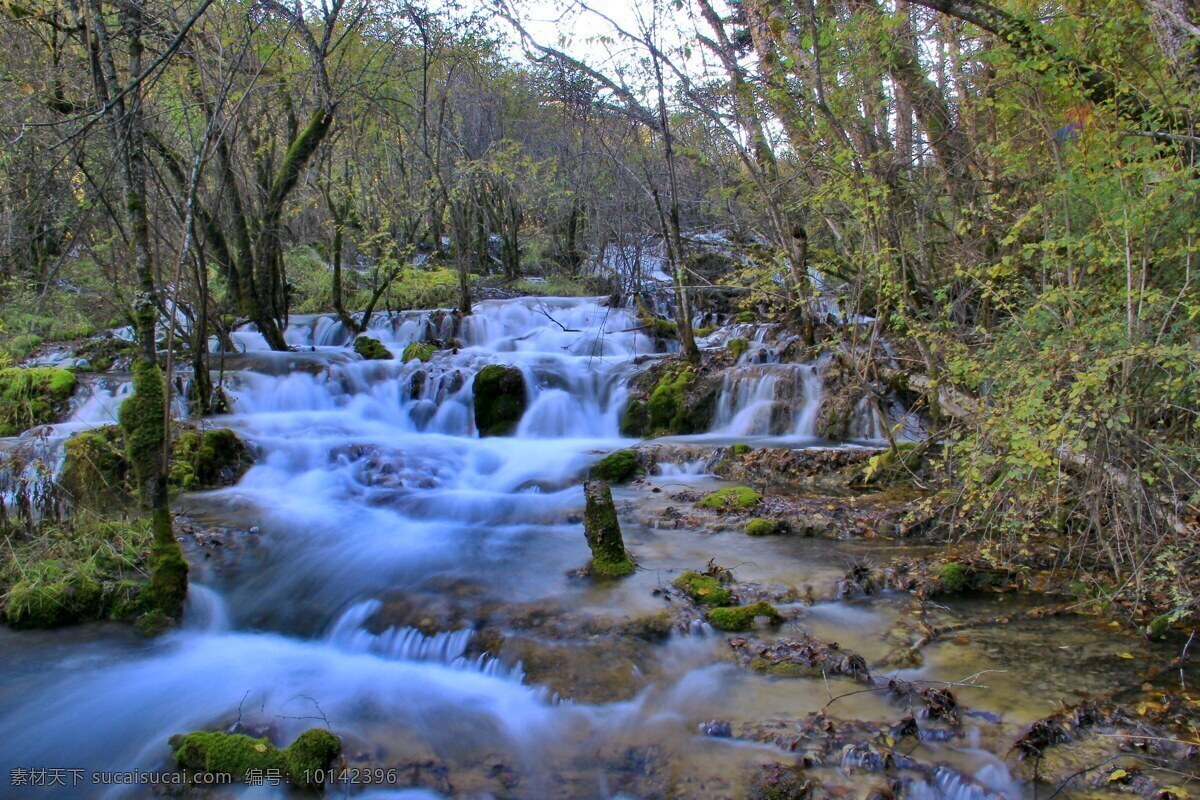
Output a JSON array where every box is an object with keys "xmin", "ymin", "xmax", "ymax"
[{"xmin": 0, "ymin": 295, "xmax": 1018, "ymax": 799}]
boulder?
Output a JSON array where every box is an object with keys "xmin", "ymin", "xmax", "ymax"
[{"xmin": 472, "ymin": 364, "xmax": 527, "ymax": 436}]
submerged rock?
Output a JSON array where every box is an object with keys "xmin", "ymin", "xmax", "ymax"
[
  {"xmin": 0, "ymin": 366, "xmax": 77, "ymax": 436},
  {"xmin": 583, "ymin": 480, "xmax": 634, "ymax": 577},
  {"xmin": 472, "ymin": 364, "xmax": 527, "ymax": 436}
]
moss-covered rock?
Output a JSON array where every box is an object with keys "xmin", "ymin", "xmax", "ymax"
[
  {"xmin": 0, "ymin": 366, "xmax": 77, "ymax": 436},
  {"xmin": 60, "ymin": 425, "xmax": 130, "ymax": 509},
  {"xmin": 169, "ymin": 728, "xmax": 341, "ymax": 785},
  {"xmin": 353, "ymin": 336, "xmax": 393, "ymax": 360},
  {"xmin": 698, "ymin": 486, "xmax": 762, "ymax": 511},
  {"xmin": 472, "ymin": 364, "xmax": 527, "ymax": 437},
  {"xmin": 591, "ymin": 450, "xmax": 640, "ymax": 483},
  {"xmin": 707, "ymin": 601, "xmax": 783, "ymax": 632},
  {"xmin": 619, "ymin": 398, "xmax": 648, "ymax": 437},
  {"xmin": 401, "ymin": 341, "xmax": 436, "ymax": 363},
  {"xmin": 2, "ymin": 516, "xmax": 153, "ymax": 629},
  {"xmin": 727, "ymin": 337, "xmax": 749, "ymax": 361},
  {"xmin": 731, "ymin": 442, "xmax": 753, "ymax": 456},
  {"xmin": 647, "ymin": 368, "xmax": 696, "ymax": 434},
  {"xmin": 583, "ymin": 480, "xmax": 634, "ymax": 577},
  {"xmin": 735, "ymin": 311, "xmax": 757, "ymax": 324},
  {"xmin": 745, "ymin": 517, "xmax": 788, "ymax": 536},
  {"xmin": 932, "ymin": 561, "xmax": 968, "ymax": 593},
  {"xmin": 169, "ymin": 428, "xmax": 253, "ymax": 491},
  {"xmin": 673, "ymin": 570, "xmax": 733, "ymax": 606}
]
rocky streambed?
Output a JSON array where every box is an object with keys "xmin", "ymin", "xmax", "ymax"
[{"xmin": 0, "ymin": 296, "xmax": 1196, "ymax": 799}]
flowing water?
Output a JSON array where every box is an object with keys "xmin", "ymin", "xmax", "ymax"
[{"xmin": 0, "ymin": 297, "xmax": 1164, "ymax": 799}]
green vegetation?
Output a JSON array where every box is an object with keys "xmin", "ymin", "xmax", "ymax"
[
  {"xmin": 60, "ymin": 425, "xmax": 129, "ymax": 509},
  {"xmin": 401, "ymin": 341, "xmax": 436, "ymax": 363},
  {"xmin": 1, "ymin": 515, "xmax": 152, "ymax": 629},
  {"xmin": 746, "ymin": 518, "xmax": 788, "ymax": 536},
  {"xmin": 168, "ymin": 429, "xmax": 253, "ymax": 491},
  {"xmin": 0, "ymin": 367, "xmax": 76, "ymax": 436},
  {"xmin": 170, "ymin": 728, "xmax": 341, "ymax": 786},
  {"xmin": 731, "ymin": 443, "xmax": 753, "ymax": 456},
  {"xmin": 591, "ymin": 450, "xmax": 640, "ymax": 483},
  {"xmin": 707, "ymin": 601, "xmax": 784, "ymax": 632},
  {"xmin": 472, "ymin": 364, "xmax": 527, "ymax": 437},
  {"xmin": 647, "ymin": 368, "xmax": 695, "ymax": 434},
  {"xmin": 673, "ymin": 571, "xmax": 733, "ymax": 607},
  {"xmin": 727, "ymin": 338, "xmax": 749, "ymax": 361},
  {"xmin": 583, "ymin": 480, "xmax": 635, "ymax": 577},
  {"xmin": 932, "ymin": 562, "xmax": 968, "ymax": 593},
  {"xmin": 698, "ymin": 486, "xmax": 762, "ymax": 511},
  {"xmin": 353, "ymin": 336, "xmax": 393, "ymax": 360}
]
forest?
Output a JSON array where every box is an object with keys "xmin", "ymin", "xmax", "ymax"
[{"xmin": 0, "ymin": 0, "xmax": 1198, "ymax": 797}]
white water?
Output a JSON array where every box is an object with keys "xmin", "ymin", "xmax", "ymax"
[{"xmin": 0, "ymin": 296, "xmax": 1011, "ymax": 798}]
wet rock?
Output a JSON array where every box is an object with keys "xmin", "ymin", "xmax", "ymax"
[
  {"xmin": 353, "ymin": 336, "xmax": 393, "ymax": 360},
  {"xmin": 707, "ymin": 601, "xmax": 783, "ymax": 631},
  {"xmin": 746, "ymin": 762, "xmax": 819, "ymax": 800},
  {"xmin": 590, "ymin": 449, "xmax": 641, "ymax": 483},
  {"xmin": 168, "ymin": 428, "xmax": 254, "ymax": 491},
  {"xmin": 401, "ymin": 341, "xmax": 436, "ymax": 362},
  {"xmin": 732, "ymin": 634, "xmax": 871, "ymax": 681},
  {"xmin": 620, "ymin": 356, "xmax": 722, "ymax": 437},
  {"xmin": 713, "ymin": 446, "xmax": 879, "ymax": 493},
  {"xmin": 674, "ymin": 570, "xmax": 734, "ymax": 606},
  {"xmin": 169, "ymin": 727, "xmax": 341, "ymax": 787},
  {"xmin": 697, "ymin": 485, "xmax": 761, "ymax": 511},
  {"xmin": 472, "ymin": 364, "xmax": 527, "ymax": 436},
  {"xmin": 583, "ymin": 480, "xmax": 634, "ymax": 577}
]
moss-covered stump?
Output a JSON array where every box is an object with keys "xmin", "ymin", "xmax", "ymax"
[
  {"xmin": 472, "ymin": 364, "xmax": 527, "ymax": 437},
  {"xmin": 591, "ymin": 449, "xmax": 640, "ymax": 483},
  {"xmin": 1, "ymin": 516, "xmax": 152, "ymax": 629},
  {"xmin": 583, "ymin": 480, "xmax": 634, "ymax": 577},
  {"xmin": 169, "ymin": 728, "xmax": 341, "ymax": 787},
  {"xmin": 707, "ymin": 601, "xmax": 783, "ymax": 632},
  {"xmin": 0, "ymin": 366, "xmax": 77, "ymax": 436},
  {"xmin": 697, "ymin": 486, "xmax": 762, "ymax": 511},
  {"xmin": 60, "ymin": 425, "xmax": 130, "ymax": 509},
  {"xmin": 401, "ymin": 341, "xmax": 436, "ymax": 363},
  {"xmin": 353, "ymin": 336, "xmax": 393, "ymax": 360},
  {"xmin": 169, "ymin": 428, "xmax": 254, "ymax": 491},
  {"xmin": 673, "ymin": 570, "xmax": 733, "ymax": 606}
]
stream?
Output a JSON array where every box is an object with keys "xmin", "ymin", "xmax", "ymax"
[{"xmin": 0, "ymin": 296, "xmax": 1166, "ymax": 799}]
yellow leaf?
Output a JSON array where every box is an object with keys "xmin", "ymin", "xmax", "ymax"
[
  {"xmin": 1116, "ymin": 652, "xmax": 1135, "ymax": 659},
  {"xmin": 254, "ymin": 743, "xmax": 268, "ymax": 753},
  {"xmin": 1108, "ymin": 769, "xmax": 1128, "ymax": 782},
  {"xmin": 883, "ymin": 734, "xmax": 894, "ymax": 747}
]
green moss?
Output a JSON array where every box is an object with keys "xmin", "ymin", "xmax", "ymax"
[
  {"xmin": 933, "ymin": 561, "xmax": 968, "ymax": 593},
  {"xmin": 353, "ymin": 336, "xmax": 393, "ymax": 360},
  {"xmin": 283, "ymin": 728, "xmax": 343, "ymax": 786},
  {"xmin": 698, "ymin": 486, "xmax": 762, "ymax": 511},
  {"xmin": 0, "ymin": 366, "xmax": 77, "ymax": 436},
  {"xmin": 746, "ymin": 517, "xmax": 787, "ymax": 536},
  {"xmin": 1148, "ymin": 614, "xmax": 1172, "ymax": 638},
  {"xmin": 60, "ymin": 425, "xmax": 130, "ymax": 509},
  {"xmin": 169, "ymin": 428, "xmax": 252, "ymax": 492},
  {"xmin": 707, "ymin": 601, "xmax": 783, "ymax": 632},
  {"xmin": 735, "ymin": 311, "xmax": 756, "ymax": 324},
  {"xmin": 584, "ymin": 481, "xmax": 635, "ymax": 577},
  {"xmin": 1, "ymin": 516, "xmax": 154, "ymax": 629},
  {"xmin": 592, "ymin": 450, "xmax": 640, "ymax": 483},
  {"xmin": 673, "ymin": 571, "xmax": 733, "ymax": 606},
  {"xmin": 170, "ymin": 728, "xmax": 341, "ymax": 784},
  {"xmin": 647, "ymin": 368, "xmax": 695, "ymax": 434},
  {"xmin": 694, "ymin": 326, "xmax": 716, "ymax": 337},
  {"xmin": 727, "ymin": 338, "xmax": 750, "ymax": 361},
  {"xmin": 731, "ymin": 442, "xmax": 753, "ymax": 456},
  {"xmin": 472, "ymin": 364, "xmax": 528, "ymax": 437},
  {"xmin": 401, "ymin": 341, "xmax": 436, "ymax": 363},
  {"xmin": 619, "ymin": 398, "xmax": 648, "ymax": 437},
  {"xmin": 119, "ymin": 360, "xmax": 166, "ymax": 504}
]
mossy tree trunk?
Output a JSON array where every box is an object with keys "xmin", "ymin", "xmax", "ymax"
[{"xmin": 86, "ymin": 0, "xmax": 189, "ymax": 622}]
